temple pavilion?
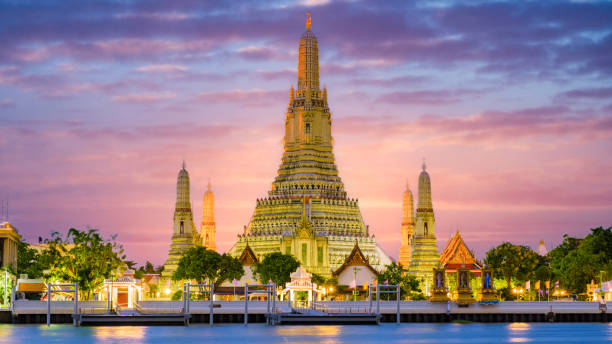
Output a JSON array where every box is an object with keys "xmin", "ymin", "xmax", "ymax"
[
  {"xmin": 332, "ymin": 243, "xmax": 379, "ymax": 290},
  {"xmin": 439, "ymin": 230, "xmax": 482, "ymax": 299},
  {"xmin": 229, "ymin": 14, "xmax": 391, "ymax": 276},
  {"xmin": 439, "ymin": 230, "xmax": 482, "ymax": 273}
]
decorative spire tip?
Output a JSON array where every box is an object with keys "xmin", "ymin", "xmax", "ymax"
[
  {"xmin": 182, "ymin": 160, "xmax": 186, "ymax": 170},
  {"xmin": 422, "ymin": 158, "xmax": 426, "ymax": 171},
  {"xmin": 306, "ymin": 12, "xmax": 311, "ymax": 30}
]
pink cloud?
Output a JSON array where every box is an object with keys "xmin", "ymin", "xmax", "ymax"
[
  {"xmin": 136, "ymin": 64, "xmax": 188, "ymax": 73},
  {"xmin": 333, "ymin": 106, "xmax": 612, "ymax": 145},
  {"xmin": 195, "ymin": 89, "xmax": 285, "ymax": 104},
  {"xmin": 375, "ymin": 89, "xmax": 484, "ymax": 105},
  {"xmin": 0, "ymin": 99, "xmax": 15, "ymax": 108},
  {"xmin": 111, "ymin": 92, "xmax": 175, "ymax": 103}
]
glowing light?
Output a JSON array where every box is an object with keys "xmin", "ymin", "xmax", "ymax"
[
  {"xmin": 509, "ymin": 323, "xmax": 530, "ymax": 331},
  {"xmin": 164, "ymin": 288, "xmax": 171, "ymax": 295},
  {"xmin": 95, "ymin": 326, "xmax": 145, "ymax": 339}
]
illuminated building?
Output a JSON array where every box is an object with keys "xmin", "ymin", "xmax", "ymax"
[
  {"xmin": 162, "ymin": 162, "xmax": 201, "ymax": 278},
  {"xmin": 230, "ymin": 14, "xmax": 391, "ymax": 276},
  {"xmin": 398, "ymin": 183, "xmax": 414, "ymax": 268},
  {"xmin": 407, "ymin": 162, "xmax": 440, "ymax": 293},
  {"xmin": 201, "ymin": 181, "xmax": 216, "ymax": 251}
]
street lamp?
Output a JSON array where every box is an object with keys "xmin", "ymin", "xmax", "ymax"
[
  {"xmin": 512, "ymin": 288, "xmax": 525, "ymax": 301},
  {"xmin": 352, "ymin": 267, "xmax": 360, "ymax": 301}
]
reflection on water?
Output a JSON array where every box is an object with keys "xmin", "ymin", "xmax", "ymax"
[
  {"xmin": 276, "ymin": 325, "xmax": 341, "ymax": 344},
  {"xmin": 508, "ymin": 322, "xmax": 530, "ymax": 331},
  {"xmin": 276, "ymin": 325, "xmax": 340, "ymax": 336},
  {"xmin": 0, "ymin": 325, "xmax": 13, "ymax": 343},
  {"xmin": 0, "ymin": 323, "xmax": 609, "ymax": 343},
  {"xmin": 508, "ymin": 322, "xmax": 531, "ymax": 342},
  {"xmin": 94, "ymin": 326, "xmax": 146, "ymax": 343}
]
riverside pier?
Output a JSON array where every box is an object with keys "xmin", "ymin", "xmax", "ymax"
[{"xmin": 2, "ymin": 300, "xmax": 609, "ymax": 325}]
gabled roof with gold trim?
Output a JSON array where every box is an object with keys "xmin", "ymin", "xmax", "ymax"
[
  {"xmin": 239, "ymin": 243, "xmax": 258, "ymax": 266},
  {"xmin": 332, "ymin": 242, "xmax": 378, "ymax": 276},
  {"xmin": 439, "ymin": 231, "xmax": 481, "ymax": 270}
]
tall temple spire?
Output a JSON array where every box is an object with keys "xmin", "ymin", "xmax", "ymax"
[
  {"xmin": 398, "ymin": 182, "xmax": 415, "ymax": 268},
  {"xmin": 408, "ymin": 162, "xmax": 439, "ymax": 294},
  {"xmin": 162, "ymin": 162, "xmax": 200, "ymax": 279},
  {"xmin": 202, "ymin": 179, "xmax": 217, "ymax": 251},
  {"xmin": 417, "ymin": 162, "xmax": 433, "ymax": 212},
  {"xmin": 176, "ymin": 162, "xmax": 191, "ymax": 209},
  {"xmin": 230, "ymin": 15, "xmax": 392, "ymax": 276},
  {"xmin": 297, "ymin": 12, "xmax": 320, "ymax": 92}
]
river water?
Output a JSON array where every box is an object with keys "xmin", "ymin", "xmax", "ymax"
[{"xmin": 0, "ymin": 323, "xmax": 610, "ymax": 343}]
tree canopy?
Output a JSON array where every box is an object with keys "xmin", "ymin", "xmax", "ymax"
[
  {"xmin": 378, "ymin": 262, "xmax": 421, "ymax": 300},
  {"xmin": 549, "ymin": 226, "xmax": 612, "ymax": 292},
  {"xmin": 16, "ymin": 240, "xmax": 44, "ymax": 279},
  {"xmin": 253, "ymin": 252, "xmax": 300, "ymax": 287},
  {"xmin": 172, "ymin": 246, "xmax": 244, "ymax": 289},
  {"xmin": 484, "ymin": 242, "xmax": 539, "ymax": 289},
  {"xmin": 40, "ymin": 228, "xmax": 126, "ymax": 299}
]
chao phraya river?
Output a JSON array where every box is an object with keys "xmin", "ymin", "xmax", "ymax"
[{"xmin": 0, "ymin": 323, "xmax": 610, "ymax": 343}]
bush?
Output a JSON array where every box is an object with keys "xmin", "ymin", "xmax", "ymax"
[
  {"xmin": 498, "ymin": 287, "xmax": 515, "ymax": 301},
  {"xmin": 410, "ymin": 292, "xmax": 427, "ymax": 300},
  {"xmin": 171, "ymin": 290, "xmax": 183, "ymax": 301}
]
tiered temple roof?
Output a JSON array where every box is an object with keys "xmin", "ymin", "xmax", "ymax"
[
  {"xmin": 333, "ymin": 242, "xmax": 378, "ymax": 276},
  {"xmin": 439, "ymin": 230, "xmax": 481, "ymax": 271},
  {"xmin": 230, "ymin": 14, "xmax": 390, "ymax": 275},
  {"xmin": 239, "ymin": 243, "xmax": 258, "ymax": 266}
]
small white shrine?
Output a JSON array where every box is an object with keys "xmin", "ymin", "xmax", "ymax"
[
  {"xmin": 280, "ymin": 267, "xmax": 323, "ymax": 302},
  {"xmin": 97, "ymin": 270, "xmax": 142, "ymax": 309}
]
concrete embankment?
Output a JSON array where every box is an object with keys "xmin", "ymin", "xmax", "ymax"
[{"xmin": 1, "ymin": 301, "xmax": 610, "ymax": 324}]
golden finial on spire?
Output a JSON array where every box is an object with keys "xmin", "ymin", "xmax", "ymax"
[
  {"xmin": 306, "ymin": 12, "xmax": 311, "ymax": 30},
  {"xmin": 422, "ymin": 158, "xmax": 426, "ymax": 171},
  {"xmin": 182, "ymin": 160, "xmax": 186, "ymax": 170}
]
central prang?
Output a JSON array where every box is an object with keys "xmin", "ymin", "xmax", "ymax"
[{"xmin": 229, "ymin": 15, "xmax": 391, "ymax": 277}]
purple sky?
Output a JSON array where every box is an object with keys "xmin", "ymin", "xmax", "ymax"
[{"xmin": 1, "ymin": 0, "xmax": 611, "ymax": 265}]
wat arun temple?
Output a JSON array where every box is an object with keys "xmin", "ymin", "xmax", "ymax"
[
  {"xmin": 163, "ymin": 15, "xmax": 441, "ymax": 284},
  {"xmin": 227, "ymin": 16, "xmax": 394, "ymax": 277}
]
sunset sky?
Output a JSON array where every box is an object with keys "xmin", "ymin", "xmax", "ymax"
[{"xmin": 1, "ymin": 0, "xmax": 611, "ymax": 265}]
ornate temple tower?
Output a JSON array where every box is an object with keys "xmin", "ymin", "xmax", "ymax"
[
  {"xmin": 201, "ymin": 181, "xmax": 216, "ymax": 251},
  {"xmin": 230, "ymin": 14, "xmax": 391, "ymax": 276},
  {"xmin": 162, "ymin": 162, "xmax": 201, "ymax": 278},
  {"xmin": 398, "ymin": 183, "xmax": 414, "ymax": 268},
  {"xmin": 408, "ymin": 162, "xmax": 440, "ymax": 293}
]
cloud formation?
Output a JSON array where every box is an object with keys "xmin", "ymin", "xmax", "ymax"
[{"xmin": 1, "ymin": 0, "xmax": 611, "ymax": 263}]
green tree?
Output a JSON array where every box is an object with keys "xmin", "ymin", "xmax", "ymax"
[
  {"xmin": 16, "ymin": 240, "xmax": 44, "ymax": 279},
  {"xmin": 144, "ymin": 261, "xmax": 156, "ymax": 274},
  {"xmin": 40, "ymin": 228, "xmax": 126, "ymax": 300},
  {"xmin": 549, "ymin": 227, "xmax": 612, "ymax": 293},
  {"xmin": 377, "ymin": 262, "xmax": 421, "ymax": 300},
  {"xmin": 484, "ymin": 242, "xmax": 539, "ymax": 289},
  {"xmin": 253, "ymin": 252, "xmax": 300, "ymax": 287},
  {"xmin": 172, "ymin": 247, "xmax": 244, "ymax": 289}
]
